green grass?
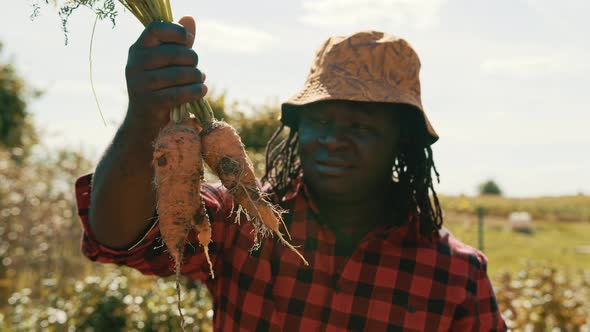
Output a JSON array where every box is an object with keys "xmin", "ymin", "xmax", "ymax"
[
  {"xmin": 439, "ymin": 194, "xmax": 590, "ymax": 222},
  {"xmin": 444, "ymin": 213, "xmax": 590, "ymax": 276}
]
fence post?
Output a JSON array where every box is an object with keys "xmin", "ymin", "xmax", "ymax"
[{"xmin": 477, "ymin": 207, "xmax": 485, "ymax": 251}]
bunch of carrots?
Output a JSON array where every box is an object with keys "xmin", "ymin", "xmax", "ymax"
[
  {"xmin": 116, "ymin": 0, "xmax": 308, "ymax": 272},
  {"xmin": 155, "ymin": 100, "xmax": 308, "ymax": 271},
  {"xmin": 43, "ymin": 0, "xmax": 308, "ymax": 329}
]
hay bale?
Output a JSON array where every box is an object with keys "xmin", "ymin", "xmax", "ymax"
[{"xmin": 509, "ymin": 211, "xmax": 533, "ymax": 234}]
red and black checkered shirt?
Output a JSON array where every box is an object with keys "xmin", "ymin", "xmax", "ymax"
[{"xmin": 75, "ymin": 173, "xmax": 506, "ymax": 331}]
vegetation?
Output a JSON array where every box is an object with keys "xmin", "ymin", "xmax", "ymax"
[
  {"xmin": 202, "ymin": 93, "xmax": 281, "ymax": 179},
  {"xmin": 494, "ymin": 263, "xmax": 589, "ymax": 331},
  {"xmin": 0, "ymin": 138, "xmax": 217, "ymax": 331},
  {"xmin": 444, "ymin": 213, "xmax": 590, "ymax": 276},
  {"xmin": 0, "ymin": 42, "xmax": 39, "ymax": 156},
  {"xmin": 478, "ymin": 179, "xmax": 503, "ymax": 196},
  {"xmin": 440, "ymin": 194, "xmax": 590, "ymax": 222},
  {"xmin": 206, "ymin": 93, "xmax": 282, "ymax": 153},
  {"xmin": 4, "ymin": 267, "xmax": 213, "ymax": 331}
]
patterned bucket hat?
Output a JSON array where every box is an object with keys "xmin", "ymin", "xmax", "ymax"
[{"xmin": 281, "ymin": 30, "xmax": 439, "ymax": 145}]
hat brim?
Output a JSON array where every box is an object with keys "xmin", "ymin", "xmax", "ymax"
[{"xmin": 281, "ymin": 85, "xmax": 439, "ymax": 146}]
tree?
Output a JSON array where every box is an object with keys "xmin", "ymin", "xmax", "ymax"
[
  {"xmin": 0, "ymin": 42, "xmax": 39, "ymax": 157},
  {"xmin": 206, "ymin": 91, "xmax": 232, "ymax": 123},
  {"xmin": 478, "ymin": 179, "xmax": 503, "ymax": 196},
  {"xmin": 201, "ymin": 93, "xmax": 282, "ymax": 177},
  {"xmin": 232, "ymin": 104, "xmax": 281, "ymax": 153},
  {"xmin": 205, "ymin": 93, "xmax": 282, "ymax": 152}
]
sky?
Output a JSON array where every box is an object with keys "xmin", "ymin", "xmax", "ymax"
[{"xmin": 1, "ymin": 0, "xmax": 589, "ymax": 197}]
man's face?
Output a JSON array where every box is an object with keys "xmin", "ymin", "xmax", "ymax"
[{"xmin": 298, "ymin": 100, "xmax": 401, "ymax": 202}]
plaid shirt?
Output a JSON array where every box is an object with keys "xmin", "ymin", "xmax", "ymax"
[{"xmin": 75, "ymin": 173, "xmax": 506, "ymax": 331}]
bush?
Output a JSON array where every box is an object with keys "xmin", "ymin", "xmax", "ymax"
[
  {"xmin": 201, "ymin": 93, "xmax": 281, "ymax": 179},
  {"xmin": 205, "ymin": 92, "xmax": 282, "ymax": 153},
  {"xmin": 0, "ymin": 41, "xmax": 39, "ymax": 152},
  {"xmin": 494, "ymin": 263, "xmax": 589, "ymax": 331},
  {"xmin": 0, "ymin": 146, "xmax": 94, "ymax": 297},
  {"xmin": 0, "ymin": 143, "xmax": 213, "ymax": 331},
  {"xmin": 479, "ymin": 179, "xmax": 503, "ymax": 196},
  {"xmin": 4, "ymin": 268, "xmax": 213, "ymax": 331}
]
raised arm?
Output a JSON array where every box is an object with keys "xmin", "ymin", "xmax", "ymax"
[{"xmin": 89, "ymin": 17, "xmax": 206, "ymax": 249}]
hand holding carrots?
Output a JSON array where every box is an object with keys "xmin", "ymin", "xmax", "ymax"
[
  {"xmin": 125, "ymin": 16, "xmax": 207, "ymax": 128},
  {"xmin": 38, "ymin": 0, "xmax": 308, "ymax": 327},
  {"xmin": 121, "ymin": 14, "xmax": 309, "ymax": 331}
]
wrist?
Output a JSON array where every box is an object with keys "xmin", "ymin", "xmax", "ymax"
[{"xmin": 124, "ymin": 105, "xmax": 169, "ymax": 135}]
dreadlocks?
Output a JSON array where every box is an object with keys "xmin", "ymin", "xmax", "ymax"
[{"xmin": 261, "ymin": 105, "xmax": 444, "ymax": 238}]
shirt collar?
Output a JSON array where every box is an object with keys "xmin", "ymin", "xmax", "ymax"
[
  {"xmin": 279, "ymin": 175, "xmax": 433, "ymax": 246},
  {"xmin": 280, "ymin": 174, "xmax": 320, "ymax": 215}
]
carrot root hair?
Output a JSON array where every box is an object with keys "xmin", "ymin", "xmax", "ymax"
[
  {"xmin": 201, "ymin": 121, "xmax": 308, "ymax": 266},
  {"xmin": 194, "ymin": 197, "xmax": 215, "ymax": 279}
]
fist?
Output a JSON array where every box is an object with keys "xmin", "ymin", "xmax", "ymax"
[{"xmin": 125, "ymin": 16, "xmax": 206, "ymax": 127}]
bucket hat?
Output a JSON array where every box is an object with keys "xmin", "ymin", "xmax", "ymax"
[{"xmin": 281, "ymin": 30, "xmax": 439, "ymax": 145}]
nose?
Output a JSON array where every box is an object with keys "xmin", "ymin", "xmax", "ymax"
[{"xmin": 317, "ymin": 126, "xmax": 349, "ymax": 150}]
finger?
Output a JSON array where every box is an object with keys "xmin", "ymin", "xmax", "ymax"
[
  {"xmin": 145, "ymin": 67, "xmax": 205, "ymax": 91},
  {"xmin": 178, "ymin": 16, "xmax": 196, "ymax": 48},
  {"xmin": 154, "ymin": 83, "xmax": 208, "ymax": 110},
  {"xmin": 137, "ymin": 21, "xmax": 191, "ymax": 48},
  {"xmin": 137, "ymin": 45, "xmax": 198, "ymax": 71}
]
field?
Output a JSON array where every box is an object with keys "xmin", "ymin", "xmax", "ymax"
[
  {"xmin": 1, "ymin": 147, "xmax": 589, "ymax": 331},
  {"xmin": 440, "ymin": 194, "xmax": 590, "ymax": 222},
  {"xmin": 444, "ymin": 212, "xmax": 590, "ymax": 276}
]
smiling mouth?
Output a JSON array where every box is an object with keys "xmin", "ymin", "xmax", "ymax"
[{"xmin": 314, "ymin": 160, "xmax": 354, "ymax": 175}]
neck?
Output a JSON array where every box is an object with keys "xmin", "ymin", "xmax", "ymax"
[{"xmin": 313, "ymin": 183, "xmax": 397, "ymax": 237}]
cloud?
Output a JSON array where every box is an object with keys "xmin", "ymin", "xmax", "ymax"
[
  {"xmin": 300, "ymin": 0, "xmax": 448, "ymax": 29},
  {"xmin": 480, "ymin": 54, "xmax": 590, "ymax": 77},
  {"xmin": 436, "ymin": 110, "xmax": 590, "ymax": 146},
  {"xmin": 481, "ymin": 56, "xmax": 561, "ymax": 77},
  {"xmin": 524, "ymin": 0, "xmax": 589, "ymax": 28},
  {"xmin": 198, "ymin": 19, "xmax": 276, "ymax": 54}
]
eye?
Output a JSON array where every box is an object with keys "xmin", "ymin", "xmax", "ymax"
[
  {"xmin": 351, "ymin": 122, "xmax": 372, "ymax": 132},
  {"xmin": 310, "ymin": 115, "xmax": 328, "ymax": 125}
]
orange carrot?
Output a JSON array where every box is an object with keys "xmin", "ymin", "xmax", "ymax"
[
  {"xmin": 200, "ymin": 120, "xmax": 309, "ymax": 265},
  {"xmin": 153, "ymin": 118, "xmax": 202, "ymax": 270},
  {"xmin": 153, "ymin": 117, "xmax": 208, "ymax": 330}
]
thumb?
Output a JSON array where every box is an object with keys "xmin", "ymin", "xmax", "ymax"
[{"xmin": 178, "ymin": 16, "xmax": 196, "ymax": 48}]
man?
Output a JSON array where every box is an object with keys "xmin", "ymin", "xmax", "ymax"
[{"xmin": 75, "ymin": 16, "xmax": 506, "ymax": 331}]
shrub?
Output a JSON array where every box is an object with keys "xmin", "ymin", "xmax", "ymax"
[
  {"xmin": 479, "ymin": 179, "xmax": 503, "ymax": 196},
  {"xmin": 4, "ymin": 268, "xmax": 213, "ymax": 331},
  {"xmin": 494, "ymin": 263, "xmax": 589, "ymax": 331}
]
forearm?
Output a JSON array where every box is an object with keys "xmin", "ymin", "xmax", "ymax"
[
  {"xmin": 86, "ymin": 17, "xmax": 205, "ymax": 250},
  {"xmin": 89, "ymin": 111, "xmax": 166, "ymax": 249}
]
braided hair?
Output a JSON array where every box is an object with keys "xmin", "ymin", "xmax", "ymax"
[{"xmin": 262, "ymin": 104, "xmax": 444, "ymax": 238}]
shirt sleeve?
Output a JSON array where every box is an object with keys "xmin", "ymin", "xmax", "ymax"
[
  {"xmin": 451, "ymin": 251, "xmax": 507, "ymax": 331},
  {"xmin": 75, "ymin": 173, "xmax": 234, "ymax": 281}
]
